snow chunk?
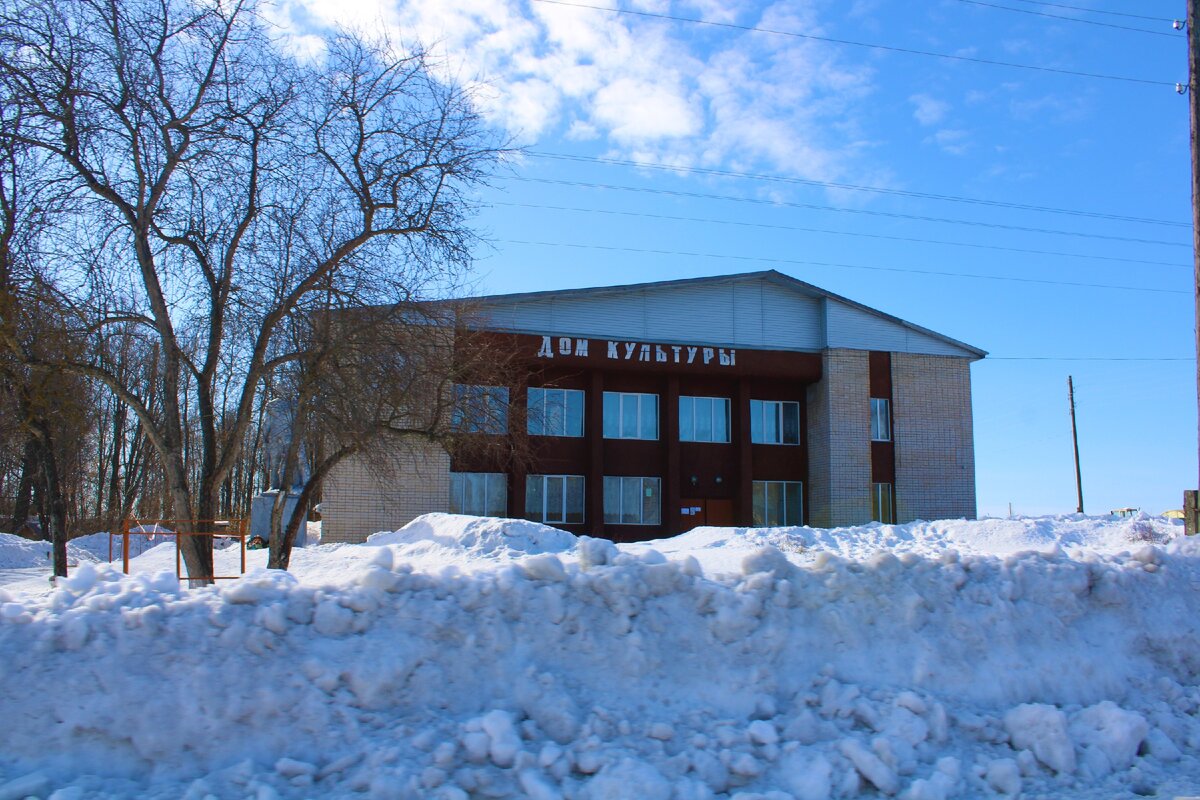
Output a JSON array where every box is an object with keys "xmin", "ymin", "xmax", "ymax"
[
  {"xmin": 582, "ymin": 759, "xmax": 671, "ymax": 800},
  {"xmin": 1004, "ymin": 704, "xmax": 1076, "ymax": 775},
  {"xmin": 839, "ymin": 739, "xmax": 899, "ymax": 795},
  {"xmin": 1069, "ymin": 701, "xmax": 1148, "ymax": 772}
]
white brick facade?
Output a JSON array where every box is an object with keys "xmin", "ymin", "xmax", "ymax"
[
  {"xmin": 892, "ymin": 354, "xmax": 977, "ymax": 521},
  {"xmin": 806, "ymin": 349, "xmax": 872, "ymax": 527},
  {"xmin": 321, "ymin": 440, "xmax": 450, "ymax": 544}
]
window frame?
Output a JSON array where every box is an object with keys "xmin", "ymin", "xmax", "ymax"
[
  {"xmin": 679, "ymin": 395, "xmax": 731, "ymax": 443},
  {"xmin": 750, "ymin": 399, "xmax": 801, "ymax": 445},
  {"xmin": 452, "ymin": 384, "xmax": 509, "ymax": 434},
  {"xmin": 449, "ymin": 472, "xmax": 508, "ymax": 517},
  {"xmin": 872, "ymin": 482, "xmax": 895, "ymax": 524},
  {"xmin": 525, "ymin": 474, "xmax": 586, "ymax": 524},
  {"xmin": 751, "ymin": 480, "xmax": 803, "ymax": 526},
  {"xmin": 527, "ymin": 387, "xmax": 585, "ymax": 438},
  {"xmin": 870, "ymin": 397, "xmax": 892, "ymax": 442},
  {"xmin": 602, "ymin": 476, "xmax": 662, "ymax": 526},
  {"xmin": 602, "ymin": 391, "xmax": 659, "ymax": 440}
]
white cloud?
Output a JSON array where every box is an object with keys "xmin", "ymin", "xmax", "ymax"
[
  {"xmin": 909, "ymin": 93, "xmax": 949, "ymax": 127},
  {"xmin": 272, "ymin": 0, "xmax": 878, "ymax": 182},
  {"xmin": 929, "ymin": 128, "xmax": 971, "ymax": 156}
]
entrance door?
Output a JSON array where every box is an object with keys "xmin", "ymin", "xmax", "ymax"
[{"xmin": 678, "ymin": 499, "xmax": 734, "ymax": 528}]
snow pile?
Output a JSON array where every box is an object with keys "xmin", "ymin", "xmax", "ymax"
[
  {"xmin": 0, "ymin": 515, "xmax": 1198, "ymax": 798},
  {"xmin": 0, "ymin": 532, "xmax": 106, "ymax": 569}
]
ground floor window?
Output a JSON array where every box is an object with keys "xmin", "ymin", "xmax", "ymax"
[
  {"xmin": 526, "ymin": 474, "xmax": 585, "ymax": 524},
  {"xmin": 872, "ymin": 482, "xmax": 895, "ymax": 524},
  {"xmin": 752, "ymin": 480, "xmax": 802, "ymax": 526},
  {"xmin": 449, "ymin": 472, "xmax": 507, "ymax": 517},
  {"xmin": 603, "ymin": 476, "xmax": 661, "ymax": 525}
]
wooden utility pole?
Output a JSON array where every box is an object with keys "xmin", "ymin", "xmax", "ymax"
[
  {"xmin": 1068, "ymin": 376, "xmax": 1083, "ymax": 514},
  {"xmin": 1188, "ymin": 0, "xmax": 1200, "ymax": 533}
]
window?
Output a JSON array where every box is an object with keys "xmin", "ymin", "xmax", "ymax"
[
  {"xmin": 452, "ymin": 385, "xmax": 508, "ymax": 434},
  {"xmin": 525, "ymin": 475, "xmax": 585, "ymax": 524},
  {"xmin": 450, "ymin": 472, "xmax": 507, "ymax": 517},
  {"xmin": 752, "ymin": 481, "xmax": 803, "ymax": 526},
  {"xmin": 679, "ymin": 396, "xmax": 730, "ymax": 443},
  {"xmin": 871, "ymin": 398, "xmax": 892, "ymax": 442},
  {"xmin": 527, "ymin": 388, "xmax": 585, "ymax": 437},
  {"xmin": 603, "ymin": 477, "xmax": 661, "ymax": 525},
  {"xmin": 872, "ymin": 482, "xmax": 895, "ymax": 524},
  {"xmin": 603, "ymin": 392, "xmax": 658, "ymax": 439},
  {"xmin": 750, "ymin": 400, "xmax": 801, "ymax": 445}
]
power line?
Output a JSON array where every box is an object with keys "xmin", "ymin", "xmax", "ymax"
[
  {"xmin": 986, "ymin": 356, "xmax": 1193, "ymax": 361},
  {"xmin": 492, "ymin": 200, "xmax": 1190, "ymax": 268},
  {"xmin": 1000, "ymin": 0, "xmax": 1179, "ymax": 24},
  {"xmin": 530, "ymin": 0, "xmax": 1177, "ymax": 87},
  {"xmin": 952, "ymin": 0, "xmax": 1180, "ymax": 36},
  {"xmin": 526, "ymin": 151, "xmax": 1190, "ymax": 228},
  {"xmin": 506, "ymin": 176, "xmax": 1192, "ymax": 247},
  {"xmin": 495, "ymin": 238, "xmax": 1189, "ymax": 294}
]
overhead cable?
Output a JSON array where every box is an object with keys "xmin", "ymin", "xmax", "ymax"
[
  {"xmin": 526, "ymin": 151, "xmax": 1190, "ymax": 228},
  {"xmin": 505, "ymin": 176, "xmax": 1192, "ymax": 247},
  {"xmin": 496, "ymin": 238, "xmax": 1188, "ymax": 294},
  {"xmin": 530, "ymin": 0, "xmax": 1177, "ymax": 87}
]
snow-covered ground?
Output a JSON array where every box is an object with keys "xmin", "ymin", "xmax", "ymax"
[{"xmin": 0, "ymin": 513, "xmax": 1198, "ymax": 799}]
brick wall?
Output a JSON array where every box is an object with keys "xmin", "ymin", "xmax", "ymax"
[
  {"xmin": 806, "ymin": 349, "xmax": 872, "ymax": 527},
  {"xmin": 320, "ymin": 440, "xmax": 450, "ymax": 544},
  {"xmin": 891, "ymin": 354, "xmax": 977, "ymax": 521}
]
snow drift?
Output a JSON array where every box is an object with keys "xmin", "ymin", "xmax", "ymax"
[{"xmin": 0, "ymin": 513, "xmax": 1197, "ymax": 799}]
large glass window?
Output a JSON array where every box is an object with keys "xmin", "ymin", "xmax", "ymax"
[
  {"xmin": 527, "ymin": 388, "xmax": 585, "ymax": 437},
  {"xmin": 525, "ymin": 475, "xmax": 585, "ymax": 524},
  {"xmin": 750, "ymin": 400, "xmax": 801, "ymax": 445},
  {"xmin": 752, "ymin": 480, "xmax": 803, "ymax": 526},
  {"xmin": 872, "ymin": 482, "xmax": 895, "ymax": 524},
  {"xmin": 603, "ymin": 476, "xmax": 661, "ymax": 525},
  {"xmin": 679, "ymin": 396, "xmax": 730, "ymax": 443},
  {"xmin": 450, "ymin": 472, "xmax": 507, "ymax": 517},
  {"xmin": 871, "ymin": 398, "xmax": 892, "ymax": 442},
  {"xmin": 452, "ymin": 385, "xmax": 509, "ymax": 434},
  {"xmin": 603, "ymin": 392, "xmax": 658, "ymax": 439}
]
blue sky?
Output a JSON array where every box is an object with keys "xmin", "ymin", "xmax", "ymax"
[{"xmin": 277, "ymin": 0, "xmax": 1194, "ymax": 518}]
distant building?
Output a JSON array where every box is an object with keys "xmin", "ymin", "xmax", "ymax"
[{"xmin": 321, "ymin": 270, "xmax": 985, "ymax": 543}]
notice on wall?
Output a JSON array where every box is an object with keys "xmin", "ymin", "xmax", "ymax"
[{"xmin": 535, "ymin": 335, "xmax": 736, "ymax": 367}]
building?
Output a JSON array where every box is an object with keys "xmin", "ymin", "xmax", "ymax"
[{"xmin": 321, "ymin": 270, "xmax": 985, "ymax": 543}]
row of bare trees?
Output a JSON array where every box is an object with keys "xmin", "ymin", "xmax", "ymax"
[{"xmin": 0, "ymin": 0, "xmax": 509, "ymax": 579}]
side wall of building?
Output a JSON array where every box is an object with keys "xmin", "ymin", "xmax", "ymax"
[
  {"xmin": 321, "ymin": 440, "xmax": 450, "ymax": 544},
  {"xmin": 806, "ymin": 349, "xmax": 872, "ymax": 527},
  {"xmin": 892, "ymin": 354, "xmax": 977, "ymax": 521}
]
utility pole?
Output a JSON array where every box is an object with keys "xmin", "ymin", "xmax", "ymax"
[
  {"xmin": 1187, "ymin": 0, "xmax": 1200, "ymax": 533},
  {"xmin": 1068, "ymin": 376, "xmax": 1083, "ymax": 515}
]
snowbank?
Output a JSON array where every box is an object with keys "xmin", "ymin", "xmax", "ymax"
[{"xmin": 0, "ymin": 515, "xmax": 1198, "ymax": 798}]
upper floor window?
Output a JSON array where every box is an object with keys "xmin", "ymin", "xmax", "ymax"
[
  {"xmin": 603, "ymin": 392, "xmax": 658, "ymax": 440},
  {"xmin": 450, "ymin": 472, "xmax": 507, "ymax": 517},
  {"xmin": 679, "ymin": 396, "xmax": 730, "ymax": 443},
  {"xmin": 528, "ymin": 387, "xmax": 585, "ymax": 437},
  {"xmin": 871, "ymin": 398, "xmax": 892, "ymax": 442},
  {"xmin": 603, "ymin": 476, "xmax": 661, "ymax": 525},
  {"xmin": 750, "ymin": 399, "xmax": 800, "ymax": 445},
  {"xmin": 452, "ymin": 385, "xmax": 509, "ymax": 434},
  {"xmin": 526, "ymin": 474, "xmax": 585, "ymax": 524}
]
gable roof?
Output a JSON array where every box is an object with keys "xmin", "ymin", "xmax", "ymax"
[{"xmin": 467, "ymin": 270, "xmax": 986, "ymax": 360}]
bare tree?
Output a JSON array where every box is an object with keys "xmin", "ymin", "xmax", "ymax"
[
  {"xmin": 259, "ymin": 300, "xmax": 529, "ymax": 570},
  {"xmin": 0, "ymin": 0, "xmax": 502, "ymax": 582}
]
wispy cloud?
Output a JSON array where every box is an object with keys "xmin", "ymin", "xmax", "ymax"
[
  {"xmin": 909, "ymin": 93, "xmax": 949, "ymax": 127},
  {"xmin": 269, "ymin": 0, "xmax": 878, "ymax": 182}
]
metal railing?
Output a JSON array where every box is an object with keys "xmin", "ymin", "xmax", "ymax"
[{"xmin": 111, "ymin": 518, "xmax": 248, "ymax": 582}]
